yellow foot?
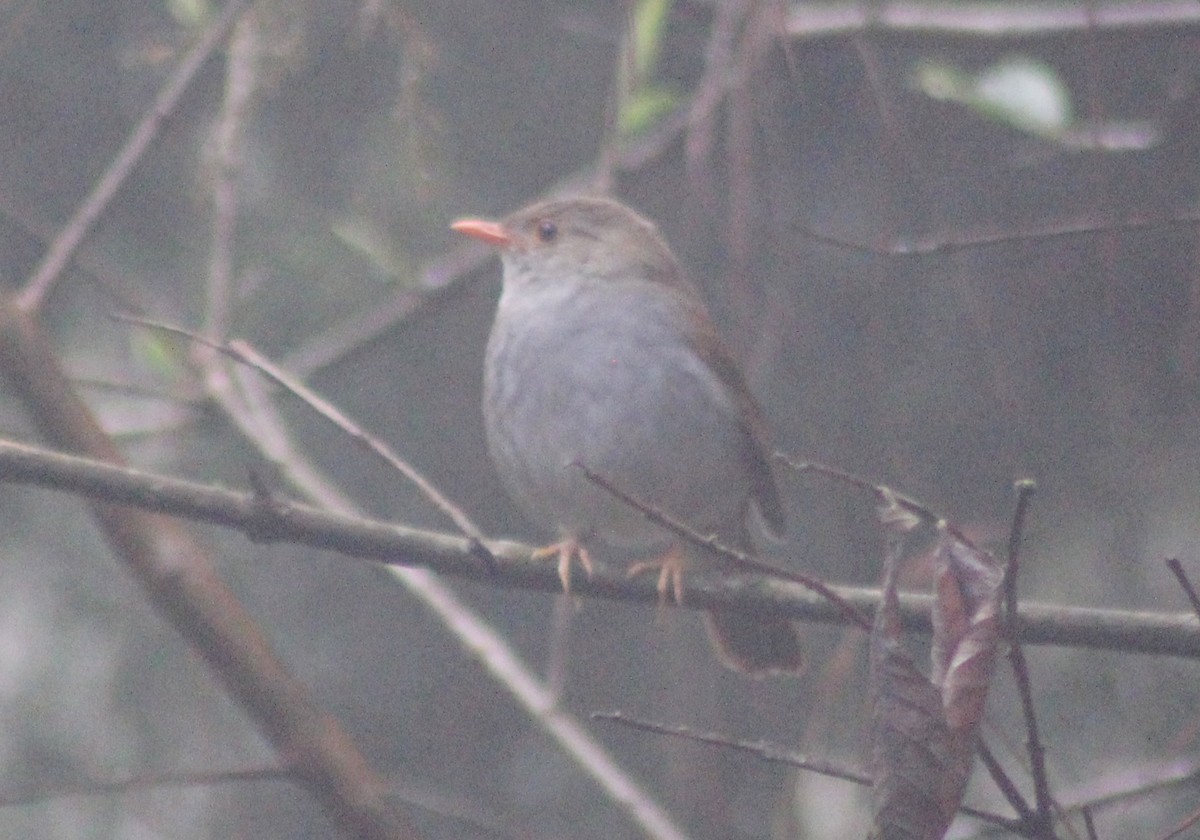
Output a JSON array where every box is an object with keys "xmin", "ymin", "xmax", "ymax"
[
  {"xmin": 531, "ymin": 538, "xmax": 594, "ymax": 593},
  {"xmin": 627, "ymin": 544, "xmax": 687, "ymax": 606}
]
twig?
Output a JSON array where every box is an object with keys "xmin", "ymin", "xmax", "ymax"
[
  {"xmin": 775, "ymin": 454, "xmax": 981, "ymax": 546},
  {"xmin": 776, "ymin": 455, "xmax": 932, "ymax": 514},
  {"xmin": 723, "ymin": 0, "xmax": 777, "ymax": 336},
  {"xmin": 1003, "ymin": 478, "xmax": 1038, "ymax": 616},
  {"xmin": 16, "ymin": 0, "xmax": 252, "ymax": 314},
  {"xmin": 851, "ymin": 29, "xmax": 927, "ymax": 198},
  {"xmin": 977, "ymin": 741, "xmax": 1038, "ymax": 826},
  {"xmin": 590, "ymin": 0, "xmax": 635, "ymax": 194},
  {"xmin": 1059, "ymin": 755, "xmax": 1200, "ymax": 816},
  {"xmin": 0, "ymin": 765, "xmax": 288, "ymax": 807},
  {"xmin": 1166, "ymin": 558, "xmax": 1200, "ymax": 620},
  {"xmin": 574, "ymin": 462, "xmax": 873, "ymax": 630},
  {"xmin": 595, "ymin": 709, "xmax": 869, "ymax": 783},
  {"xmin": 685, "ymin": 0, "xmax": 746, "ymax": 214},
  {"xmin": 788, "ymin": 207, "xmax": 1200, "ymax": 259},
  {"xmin": 1162, "ymin": 803, "xmax": 1200, "ymax": 840},
  {"xmin": 0, "ymin": 187, "xmax": 153, "ymax": 315},
  {"xmin": 114, "ymin": 314, "xmax": 488, "ymax": 545},
  {"xmin": 229, "ymin": 338, "xmax": 487, "ymax": 543},
  {"xmin": 205, "ymin": 9, "xmax": 257, "ymax": 343},
  {"xmin": 594, "ymin": 711, "xmax": 1020, "ymax": 830},
  {"xmin": 1082, "ymin": 807, "xmax": 1098, "ymax": 840},
  {"xmin": 0, "ymin": 762, "xmax": 514, "ymax": 838},
  {"xmin": 1002, "ymin": 479, "xmax": 1056, "ymax": 836}
]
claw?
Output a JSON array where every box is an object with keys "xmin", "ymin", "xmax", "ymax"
[
  {"xmin": 531, "ymin": 538, "xmax": 594, "ymax": 593},
  {"xmin": 627, "ymin": 544, "xmax": 687, "ymax": 606}
]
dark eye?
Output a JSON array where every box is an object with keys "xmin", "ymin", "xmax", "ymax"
[{"xmin": 535, "ymin": 219, "xmax": 558, "ymax": 242}]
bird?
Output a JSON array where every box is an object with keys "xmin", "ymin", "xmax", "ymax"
[{"xmin": 452, "ymin": 195, "xmax": 803, "ymax": 675}]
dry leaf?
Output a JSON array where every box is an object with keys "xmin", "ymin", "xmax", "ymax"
[
  {"xmin": 869, "ymin": 526, "xmax": 1004, "ymax": 839},
  {"xmin": 930, "ymin": 527, "xmax": 1004, "ymax": 734}
]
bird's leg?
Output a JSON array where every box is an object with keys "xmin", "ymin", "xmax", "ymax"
[
  {"xmin": 531, "ymin": 538, "xmax": 594, "ymax": 593},
  {"xmin": 627, "ymin": 544, "xmax": 687, "ymax": 606}
]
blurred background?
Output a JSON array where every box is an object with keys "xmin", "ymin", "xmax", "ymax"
[{"xmin": 0, "ymin": 0, "xmax": 1199, "ymax": 838}]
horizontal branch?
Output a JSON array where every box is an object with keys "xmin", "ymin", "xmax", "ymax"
[
  {"xmin": 1, "ymin": 438, "xmax": 1197, "ymax": 658},
  {"xmin": 786, "ymin": 1, "xmax": 1200, "ymax": 38}
]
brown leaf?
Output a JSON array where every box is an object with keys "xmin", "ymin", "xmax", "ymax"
[
  {"xmin": 869, "ymin": 638, "xmax": 966, "ymax": 840},
  {"xmin": 868, "ymin": 526, "xmax": 1002, "ymax": 839},
  {"xmin": 930, "ymin": 527, "xmax": 1005, "ymax": 734}
]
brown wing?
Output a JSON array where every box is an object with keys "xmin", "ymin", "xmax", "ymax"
[{"xmin": 680, "ymin": 295, "xmax": 786, "ymax": 537}]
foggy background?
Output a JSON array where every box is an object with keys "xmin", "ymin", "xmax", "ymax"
[{"xmin": 0, "ymin": 1, "xmax": 1198, "ymax": 838}]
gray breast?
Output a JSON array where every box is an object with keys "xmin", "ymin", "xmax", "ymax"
[{"xmin": 483, "ymin": 279, "xmax": 754, "ymax": 549}]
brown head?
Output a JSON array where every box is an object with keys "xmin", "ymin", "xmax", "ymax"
[{"xmin": 452, "ymin": 196, "xmax": 699, "ymax": 296}]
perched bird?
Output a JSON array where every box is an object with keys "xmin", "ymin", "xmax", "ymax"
[{"xmin": 452, "ymin": 196, "xmax": 802, "ymax": 675}]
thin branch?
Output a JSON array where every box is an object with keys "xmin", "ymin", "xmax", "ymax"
[
  {"xmin": 593, "ymin": 712, "xmax": 1018, "ymax": 830},
  {"xmin": 777, "ymin": 456, "xmax": 938, "ymax": 519},
  {"xmin": 978, "ymin": 741, "xmax": 1038, "ymax": 827},
  {"xmin": 1003, "ymin": 480, "xmax": 1057, "ymax": 836},
  {"xmin": 1082, "ymin": 807, "xmax": 1098, "ymax": 840},
  {"xmin": 4, "ymin": 438, "xmax": 1200, "ymax": 658},
  {"xmin": 1162, "ymin": 803, "xmax": 1200, "ymax": 840},
  {"xmin": 684, "ymin": 0, "xmax": 746, "ymax": 214},
  {"xmin": 850, "ymin": 29, "xmax": 927, "ymax": 208},
  {"xmin": 114, "ymin": 314, "xmax": 488, "ymax": 544},
  {"xmin": 16, "ymin": 0, "xmax": 252, "ymax": 314},
  {"xmin": 1166, "ymin": 558, "xmax": 1200, "ymax": 620},
  {"xmin": 278, "ymin": 239, "xmax": 493, "ymax": 378},
  {"xmin": 0, "ymin": 186, "xmax": 154, "ymax": 315},
  {"xmin": 0, "ymin": 766, "xmax": 288, "ymax": 808},
  {"xmin": 0, "ymin": 763, "xmax": 515, "ymax": 838},
  {"xmin": 776, "ymin": 454, "xmax": 983, "ymax": 549},
  {"xmin": 590, "ymin": 0, "xmax": 635, "ymax": 194},
  {"xmin": 789, "ymin": 208, "xmax": 1200, "ymax": 260},
  {"xmin": 596, "ymin": 710, "xmax": 868, "ymax": 781},
  {"xmin": 1060, "ymin": 756, "xmax": 1200, "ymax": 816},
  {"xmin": 227, "ymin": 338, "xmax": 487, "ymax": 544},
  {"xmin": 724, "ymin": 0, "xmax": 776, "ymax": 331},
  {"xmin": 575, "ymin": 462, "xmax": 872, "ymax": 630},
  {"xmin": 204, "ymin": 9, "xmax": 257, "ymax": 342},
  {"xmin": 785, "ymin": 1, "xmax": 1200, "ymax": 39}
]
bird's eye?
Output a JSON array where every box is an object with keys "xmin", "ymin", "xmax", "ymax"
[{"xmin": 535, "ymin": 219, "xmax": 558, "ymax": 243}]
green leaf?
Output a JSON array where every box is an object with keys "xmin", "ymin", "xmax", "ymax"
[
  {"xmin": 911, "ymin": 54, "xmax": 1073, "ymax": 137},
  {"xmin": 618, "ymin": 85, "xmax": 678, "ymax": 137},
  {"xmin": 631, "ymin": 0, "xmax": 673, "ymax": 78},
  {"xmin": 166, "ymin": 0, "xmax": 213, "ymax": 28},
  {"xmin": 131, "ymin": 331, "xmax": 183, "ymax": 381}
]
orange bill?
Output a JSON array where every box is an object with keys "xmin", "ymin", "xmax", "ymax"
[{"xmin": 451, "ymin": 218, "xmax": 510, "ymax": 247}]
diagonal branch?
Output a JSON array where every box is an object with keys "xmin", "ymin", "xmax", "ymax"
[
  {"xmin": 594, "ymin": 711, "xmax": 1022, "ymax": 831},
  {"xmin": 114, "ymin": 314, "xmax": 487, "ymax": 544},
  {"xmin": 0, "ymin": 295, "xmax": 419, "ymax": 840},
  {"xmin": 16, "ymin": 0, "xmax": 252, "ymax": 314}
]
